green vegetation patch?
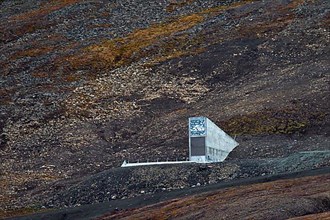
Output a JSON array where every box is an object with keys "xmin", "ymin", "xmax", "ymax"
[{"xmin": 220, "ymin": 107, "xmax": 327, "ymax": 135}]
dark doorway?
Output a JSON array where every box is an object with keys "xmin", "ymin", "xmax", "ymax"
[{"xmin": 191, "ymin": 137, "xmax": 206, "ymax": 156}]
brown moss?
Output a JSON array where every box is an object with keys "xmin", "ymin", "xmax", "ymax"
[
  {"xmin": 13, "ymin": 46, "xmax": 55, "ymax": 58},
  {"xmin": 63, "ymin": 74, "xmax": 79, "ymax": 82},
  {"xmin": 199, "ymin": 0, "xmax": 255, "ymax": 16},
  {"xmin": 10, "ymin": 0, "xmax": 80, "ymax": 21},
  {"xmin": 0, "ymin": 89, "xmax": 13, "ymax": 105},
  {"xmin": 62, "ymin": 0, "xmax": 266, "ymax": 72},
  {"xmin": 219, "ymin": 107, "xmax": 327, "ymax": 135},
  {"xmin": 235, "ymin": 0, "xmax": 307, "ymax": 38},
  {"xmin": 31, "ymin": 72, "xmax": 49, "ymax": 78},
  {"xmin": 1, "ymin": 19, "xmax": 55, "ymax": 44},
  {"xmin": 67, "ymin": 14, "xmax": 204, "ymax": 70},
  {"xmin": 2, "ymin": 0, "xmax": 79, "ymax": 43},
  {"xmin": 237, "ymin": 12, "xmax": 295, "ymax": 38},
  {"xmin": 143, "ymin": 33, "xmax": 207, "ymax": 66},
  {"xmin": 49, "ymin": 0, "xmax": 306, "ymax": 75}
]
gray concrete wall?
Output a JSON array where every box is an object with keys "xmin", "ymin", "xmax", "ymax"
[
  {"xmin": 189, "ymin": 117, "xmax": 238, "ymax": 163},
  {"xmin": 205, "ymin": 118, "xmax": 239, "ymax": 162}
]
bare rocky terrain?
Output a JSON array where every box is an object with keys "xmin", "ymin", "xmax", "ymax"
[
  {"xmin": 0, "ymin": 0, "xmax": 329, "ymax": 219},
  {"xmin": 96, "ymin": 172, "xmax": 330, "ymax": 220}
]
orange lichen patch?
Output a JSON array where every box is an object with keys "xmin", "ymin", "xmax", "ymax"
[
  {"xmin": 1, "ymin": 0, "xmax": 80, "ymax": 42},
  {"xmin": 144, "ymin": 33, "xmax": 206, "ymax": 66},
  {"xmin": 31, "ymin": 72, "xmax": 49, "ymax": 78},
  {"xmin": 13, "ymin": 46, "xmax": 55, "ymax": 58},
  {"xmin": 45, "ymin": 34, "xmax": 69, "ymax": 42},
  {"xmin": 166, "ymin": 0, "xmax": 196, "ymax": 13},
  {"xmin": 238, "ymin": 16, "xmax": 295, "ymax": 38},
  {"xmin": 67, "ymin": 14, "xmax": 204, "ymax": 70},
  {"xmin": 64, "ymin": 1, "xmax": 272, "ymax": 71},
  {"xmin": 0, "ymin": 19, "xmax": 55, "ymax": 44},
  {"xmin": 146, "ymin": 47, "xmax": 205, "ymax": 67},
  {"xmin": 10, "ymin": 0, "xmax": 80, "ymax": 21},
  {"xmin": 63, "ymin": 74, "xmax": 80, "ymax": 82},
  {"xmin": 5, "ymin": 2, "xmax": 64, "ymax": 40},
  {"xmin": 236, "ymin": 0, "xmax": 307, "ymax": 38}
]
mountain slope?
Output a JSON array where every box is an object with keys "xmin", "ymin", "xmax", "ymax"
[{"xmin": 0, "ymin": 0, "xmax": 329, "ymax": 217}]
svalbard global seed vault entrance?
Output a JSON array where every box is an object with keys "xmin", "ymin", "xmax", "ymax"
[
  {"xmin": 189, "ymin": 117, "xmax": 238, "ymax": 163},
  {"xmin": 122, "ymin": 117, "xmax": 238, "ymax": 167}
]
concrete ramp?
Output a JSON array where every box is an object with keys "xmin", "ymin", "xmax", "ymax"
[{"xmin": 121, "ymin": 160, "xmax": 195, "ymax": 167}]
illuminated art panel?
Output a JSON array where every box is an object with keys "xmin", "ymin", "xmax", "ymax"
[{"xmin": 189, "ymin": 117, "xmax": 206, "ymax": 137}]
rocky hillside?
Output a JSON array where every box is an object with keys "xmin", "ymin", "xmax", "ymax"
[
  {"xmin": 96, "ymin": 172, "xmax": 330, "ymax": 220},
  {"xmin": 42, "ymin": 151, "xmax": 330, "ymax": 209},
  {"xmin": 0, "ymin": 0, "xmax": 329, "ymax": 218}
]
